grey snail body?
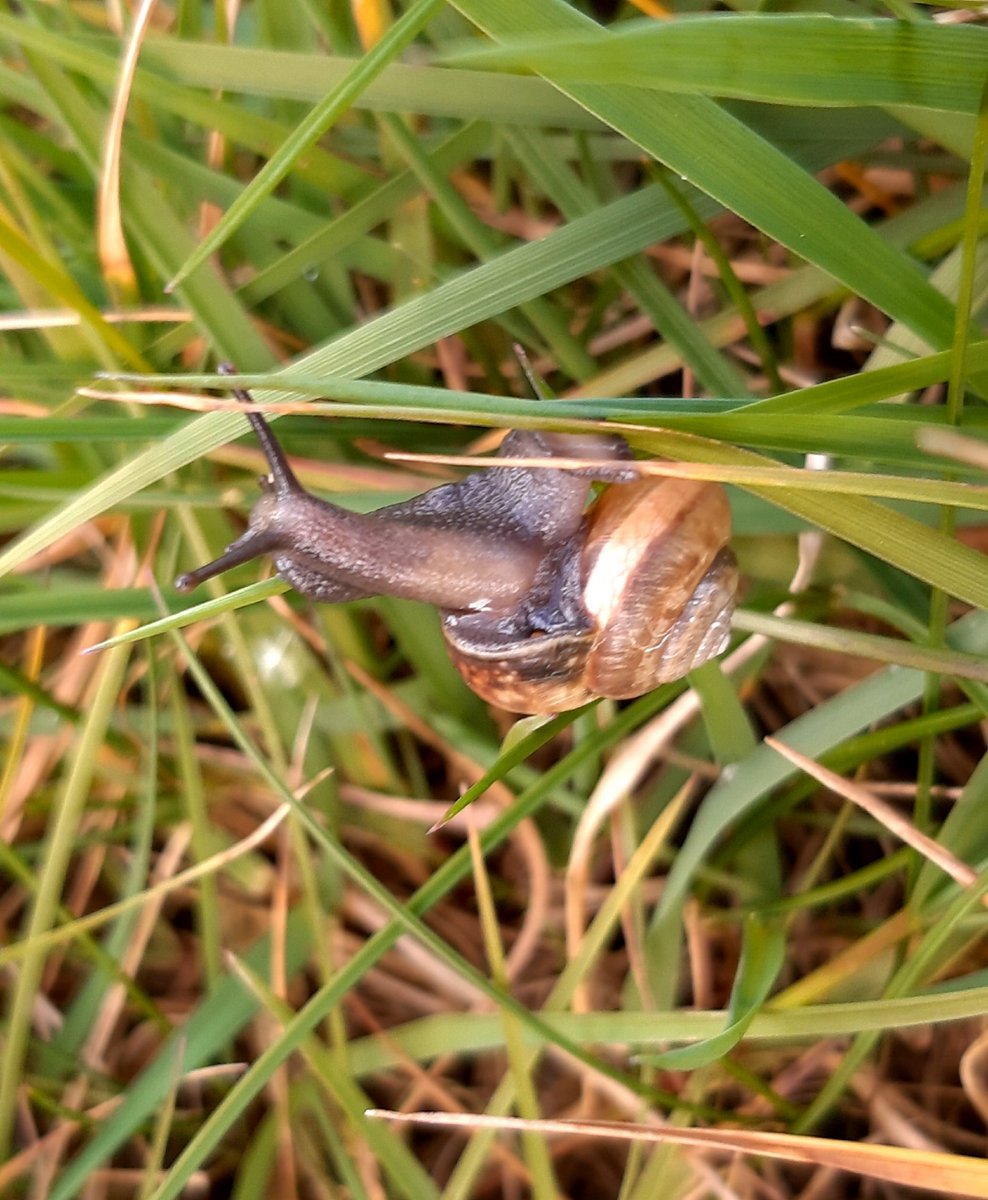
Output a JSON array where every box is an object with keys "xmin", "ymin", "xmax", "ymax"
[{"xmin": 176, "ymin": 387, "xmax": 738, "ymax": 714}]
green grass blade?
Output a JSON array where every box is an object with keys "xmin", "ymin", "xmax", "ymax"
[
  {"xmin": 450, "ymin": 16, "xmax": 988, "ymax": 114},
  {"xmin": 647, "ymin": 916, "xmax": 787, "ymax": 1069}
]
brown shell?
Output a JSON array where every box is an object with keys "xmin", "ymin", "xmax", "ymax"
[
  {"xmin": 443, "ymin": 476, "xmax": 738, "ymax": 714},
  {"xmin": 445, "ymin": 625, "xmax": 596, "ymax": 713},
  {"xmin": 581, "ymin": 477, "xmax": 736, "ymax": 699}
]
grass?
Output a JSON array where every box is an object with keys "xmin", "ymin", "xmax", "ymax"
[{"xmin": 2, "ymin": 0, "xmax": 988, "ymax": 1196}]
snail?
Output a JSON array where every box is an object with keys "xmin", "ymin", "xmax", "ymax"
[{"xmin": 176, "ymin": 385, "xmax": 738, "ymax": 713}]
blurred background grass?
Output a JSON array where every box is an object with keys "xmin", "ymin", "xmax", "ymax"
[{"xmin": 3, "ymin": 0, "xmax": 988, "ymax": 1196}]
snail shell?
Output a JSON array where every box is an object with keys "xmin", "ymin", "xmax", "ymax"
[{"xmin": 443, "ymin": 477, "xmax": 737, "ymax": 713}]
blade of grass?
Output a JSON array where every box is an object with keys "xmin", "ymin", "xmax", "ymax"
[
  {"xmin": 449, "ymin": 16, "xmax": 988, "ymax": 114},
  {"xmin": 342, "ymin": 982, "xmax": 988, "ymax": 1074}
]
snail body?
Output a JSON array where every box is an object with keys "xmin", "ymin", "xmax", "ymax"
[{"xmin": 177, "ymin": 388, "xmax": 737, "ymax": 713}]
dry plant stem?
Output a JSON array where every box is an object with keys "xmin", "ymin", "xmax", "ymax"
[
  {"xmin": 345, "ymin": 660, "xmax": 514, "ymax": 803},
  {"xmin": 795, "ymin": 1164, "xmax": 843, "ymax": 1200},
  {"xmin": 679, "ymin": 1173, "xmax": 741, "ymax": 1200},
  {"xmin": 364, "ymin": 1111, "xmax": 988, "ymax": 1198},
  {"xmin": 376, "ymin": 450, "xmax": 988, "ymax": 525},
  {"xmin": 269, "ymin": 824, "xmax": 297, "ymax": 1200},
  {"xmin": 343, "ymin": 892, "xmax": 483, "ymax": 1009},
  {"xmin": 489, "ymin": 820, "xmax": 551, "ymax": 984},
  {"xmin": 330, "ymin": 926, "xmax": 452, "ymax": 1014},
  {"xmin": 585, "ymin": 312, "xmax": 655, "ymax": 358},
  {"xmin": 764, "ymin": 736, "xmax": 986, "ymax": 901},
  {"xmin": 436, "ymin": 333, "xmax": 471, "ymax": 393},
  {"xmin": 466, "ymin": 825, "xmax": 552, "ymax": 1188},
  {"xmin": 287, "ymin": 692, "xmax": 320, "ymax": 789},
  {"xmin": 4, "ymin": 526, "xmax": 143, "ymax": 841},
  {"xmin": 2, "ymin": 616, "xmax": 127, "ymax": 843},
  {"xmin": 198, "ymin": 2, "xmax": 239, "ymax": 242},
  {"xmin": 0, "ymin": 306, "xmax": 189, "ymax": 330},
  {"xmin": 98, "ymin": 0, "xmax": 158, "ymax": 291},
  {"xmin": 682, "ymin": 236, "xmax": 710, "ymax": 402},
  {"xmin": 918, "ymin": 426, "xmax": 988, "ymax": 471},
  {"xmin": 432, "ymin": 798, "xmax": 705, "ymax": 1195},
  {"xmin": 849, "ymin": 1066, "xmax": 946, "ymax": 1154},
  {"xmin": 959, "ymin": 1028, "xmax": 988, "ymax": 1128},
  {"xmin": 684, "ymin": 897, "xmax": 715, "ymax": 1012},
  {"xmin": 17, "ymin": 519, "xmax": 111, "ymax": 575},
  {"xmin": 60, "ymin": 804, "xmax": 119, "ymax": 961},
  {"xmin": 342, "ymin": 784, "xmax": 503, "ymax": 832},
  {"xmin": 610, "ymin": 804, "xmax": 655, "ymax": 1010},
  {"xmin": 0, "ymin": 1095, "xmax": 129, "ymax": 1195},
  {"xmin": 772, "ymin": 909, "xmax": 915, "ymax": 1010},
  {"xmin": 0, "ymin": 627, "xmax": 46, "ymax": 839}
]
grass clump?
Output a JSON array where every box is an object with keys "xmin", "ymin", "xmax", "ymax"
[{"xmin": 2, "ymin": 1, "xmax": 988, "ymax": 1197}]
